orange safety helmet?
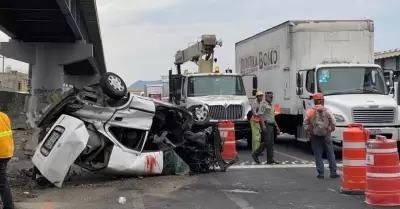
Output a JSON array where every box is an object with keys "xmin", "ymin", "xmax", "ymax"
[{"xmin": 313, "ymin": 93, "xmax": 324, "ymax": 100}]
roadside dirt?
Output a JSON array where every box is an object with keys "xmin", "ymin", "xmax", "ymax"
[{"xmin": 8, "ymin": 130, "xmax": 199, "ymax": 206}]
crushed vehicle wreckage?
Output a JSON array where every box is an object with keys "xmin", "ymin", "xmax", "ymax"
[{"xmin": 31, "ymin": 72, "xmax": 236, "ymax": 187}]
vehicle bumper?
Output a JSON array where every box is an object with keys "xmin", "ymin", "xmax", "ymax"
[{"xmin": 332, "ymin": 126, "xmax": 400, "ymax": 145}]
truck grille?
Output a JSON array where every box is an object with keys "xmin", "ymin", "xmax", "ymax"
[
  {"xmin": 209, "ymin": 105, "xmax": 243, "ymax": 120},
  {"xmin": 352, "ymin": 108, "xmax": 395, "ymax": 124}
]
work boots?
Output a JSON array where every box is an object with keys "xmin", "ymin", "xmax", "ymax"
[
  {"xmin": 252, "ymin": 153, "xmax": 280, "ymax": 165},
  {"xmin": 267, "ymin": 159, "xmax": 279, "ymax": 164},
  {"xmin": 251, "ymin": 153, "xmax": 261, "ymax": 164}
]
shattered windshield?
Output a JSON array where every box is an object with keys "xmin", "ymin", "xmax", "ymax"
[
  {"xmin": 317, "ymin": 67, "xmax": 388, "ymax": 95},
  {"xmin": 187, "ymin": 75, "xmax": 246, "ymax": 97}
]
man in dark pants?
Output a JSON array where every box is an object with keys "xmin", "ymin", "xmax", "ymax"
[
  {"xmin": 303, "ymin": 93, "xmax": 340, "ymax": 179},
  {"xmin": 0, "ymin": 112, "xmax": 14, "ymax": 209},
  {"xmin": 252, "ymin": 92, "xmax": 280, "ymax": 164}
]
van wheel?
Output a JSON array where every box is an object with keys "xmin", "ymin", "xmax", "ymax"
[{"xmin": 100, "ymin": 72, "xmax": 127, "ymax": 100}]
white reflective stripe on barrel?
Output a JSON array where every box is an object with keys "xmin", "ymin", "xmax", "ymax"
[
  {"xmin": 367, "ymin": 172, "xmax": 400, "ymax": 178},
  {"xmin": 220, "ymin": 131, "xmax": 228, "ymax": 137},
  {"xmin": 219, "ymin": 127, "xmax": 235, "ymax": 131},
  {"xmin": 224, "ymin": 141, "xmax": 236, "ymax": 144},
  {"xmin": 366, "ymin": 148, "xmax": 398, "ymax": 154},
  {"xmin": 342, "ymin": 159, "xmax": 365, "ymax": 166},
  {"xmin": 343, "ymin": 142, "xmax": 366, "ymax": 149}
]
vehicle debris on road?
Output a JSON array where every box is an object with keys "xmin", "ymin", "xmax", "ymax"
[{"xmin": 30, "ymin": 72, "xmax": 235, "ymax": 188}]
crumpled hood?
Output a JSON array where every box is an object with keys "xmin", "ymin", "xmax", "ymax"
[
  {"xmin": 187, "ymin": 95, "xmax": 247, "ymax": 106},
  {"xmin": 325, "ymin": 94, "xmax": 397, "ymax": 108}
]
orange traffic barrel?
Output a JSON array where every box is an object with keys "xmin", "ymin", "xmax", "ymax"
[
  {"xmin": 219, "ymin": 121, "xmax": 237, "ymax": 162},
  {"xmin": 365, "ymin": 135, "xmax": 400, "ymax": 207},
  {"xmin": 340, "ymin": 123, "xmax": 368, "ymax": 195}
]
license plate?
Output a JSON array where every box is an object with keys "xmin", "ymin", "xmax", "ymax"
[
  {"xmin": 43, "ymin": 132, "xmax": 61, "ymax": 150},
  {"xmin": 367, "ymin": 129, "xmax": 381, "ymax": 135}
]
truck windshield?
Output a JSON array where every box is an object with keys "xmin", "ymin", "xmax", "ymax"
[
  {"xmin": 317, "ymin": 67, "xmax": 388, "ymax": 95},
  {"xmin": 187, "ymin": 75, "xmax": 246, "ymax": 97}
]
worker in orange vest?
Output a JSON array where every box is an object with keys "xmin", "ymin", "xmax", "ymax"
[
  {"xmin": 303, "ymin": 93, "xmax": 339, "ymax": 179},
  {"xmin": 0, "ymin": 112, "xmax": 14, "ymax": 209}
]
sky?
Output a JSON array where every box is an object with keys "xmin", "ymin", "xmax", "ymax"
[{"xmin": 0, "ymin": 0, "xmax": 399, "ymax": 85}]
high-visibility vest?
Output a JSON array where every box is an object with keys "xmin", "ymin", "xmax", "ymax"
[
  {"xmin": 0, "ymin": 112, "xmax": 13, "ymax": 158},
  {"xmin": 251, "ymin": 115, "xmax": 261, "ymax": 122}
]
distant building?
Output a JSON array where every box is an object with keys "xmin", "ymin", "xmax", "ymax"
[
  {"xmin": 0, "ymin": 66, "xmax": 28, "ymax": 93},
  {"xmin": 128, "ymin": 80, "xmax": 162, "ymax": 92},
  {"xmin": 375, "ymin": 48, "xmax": 400, "ymax": 71}
]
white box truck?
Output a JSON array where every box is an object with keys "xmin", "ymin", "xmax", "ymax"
[
  {"xmin": 144, "ymin": 84, "xmax": 163, "ymax": 100},
  {"xmin": 235, "ymin": 20, "xmax": 400, "ymax": 148}
]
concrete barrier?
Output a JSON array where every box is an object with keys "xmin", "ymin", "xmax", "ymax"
[{"xmin": 0, "ymin": 91, "xmax": 29, "ymax": 130}]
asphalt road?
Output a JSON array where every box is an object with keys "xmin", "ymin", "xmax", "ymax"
[{"xmin": 15, "ymin": 137, "xmax": 396, "ymax": 209}]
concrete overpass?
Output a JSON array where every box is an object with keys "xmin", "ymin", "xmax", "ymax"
[{"xmin": 0, "ymin": 0, "xmax": 106, "ymax": 110}]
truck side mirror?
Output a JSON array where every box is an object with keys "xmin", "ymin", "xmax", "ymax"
[
  {"xmin": 252, "ymin": 89, "xmax": 257, "ymax": 96},
  {"xmin": 395, "ymin": 82, "xmax": 400, "ymax": 104},
  {"xmin": 252, "ymin": 76, "xmax": 258, "ymax": 89},
  {"xmin": 384, "ymin": 69, "xmax": 394, "ymax": 88},
  {"xmin": 296, "ymin": 88, "xmax": 303, "ymax": 95},
  {"xmin": 296, "ymin": 72, "xmax": 302, "ymax": 88}
]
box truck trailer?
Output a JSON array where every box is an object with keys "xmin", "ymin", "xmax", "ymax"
[
  {"xmin": 144, "ymin": 84, "xmax": 163, "ymax": 100},
  {"xmin": 235, "ymin": 20, "xmax": 399, "ymax": 149}
]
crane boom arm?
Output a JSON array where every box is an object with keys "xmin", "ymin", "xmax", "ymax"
[{"xmin": 174, "ymin": 35, "xmax": 222, "ymax": 65}]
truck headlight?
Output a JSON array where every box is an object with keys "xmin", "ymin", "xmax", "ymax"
[{"xmin": 333, "ymin": 114, "xmax": 345, "ymax": 122}]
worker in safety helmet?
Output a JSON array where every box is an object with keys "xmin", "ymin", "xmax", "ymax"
[
  {"xmin": 249, "ymin": 91, "xmax": 264, "ymax": 152},
  {"xmin": 251, "ymin": 91, "xmax": 280, "ymax": 164},
  {"xmin": 303, "ymin": 93, "xmax": 340, "ymax": 179},
  {"xmin": 0, "ymin": 112, "xmax": 14, "ymax": 209}
]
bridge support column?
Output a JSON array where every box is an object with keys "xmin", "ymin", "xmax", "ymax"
[
  {"xmin": 0, "ymin": 41, "xmax": 93, "ymax": 111},
  {"xmin": 0, "ymin": 41, "xmax": 93, "ymax": 155}
]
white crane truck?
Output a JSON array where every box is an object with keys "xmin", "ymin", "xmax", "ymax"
[
  {"xmin": 235, "ymin": 20, "xmax": 400, "ymax": 149},
  {"xmin": 169, "ymin": 35, "xmax": 256, "ymax": 143}
]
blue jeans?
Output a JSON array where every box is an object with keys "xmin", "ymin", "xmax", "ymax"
[{"xmin": 310, "ymin": 135, "xmax": 337, "ymax": 176}]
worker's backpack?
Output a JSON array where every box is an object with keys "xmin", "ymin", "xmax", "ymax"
[{"xmin": 311, "ymin": 107, "xmax": 332, "ymax": 136}]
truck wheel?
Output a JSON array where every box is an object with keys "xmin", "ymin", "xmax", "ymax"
[
  {"xmin": 99, "ymin": 72, "xmax": 127, "ymax": 100},
  {"xmin": 246, "ymin": 131, "xmax": 252, "ymax": 149},
  {"xmin": 247, "ymin": 137, "xmax": 252, "ymax": 149},
  {"xmin": 188, "ymin": 105, "xmax": 210, "ymax": 126}
]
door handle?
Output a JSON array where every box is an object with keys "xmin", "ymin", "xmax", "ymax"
[{"xmin": 115, "ymin": 117, "xmax": 123, "ymax": 121}]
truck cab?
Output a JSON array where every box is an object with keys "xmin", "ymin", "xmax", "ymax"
[
  {"xmin": 169, "ymin": 69, "xmax": 254, "ymax": 141},
  {"xmin": 296, "ymin": 63, "xmax": 400, "ymax": 146}
]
